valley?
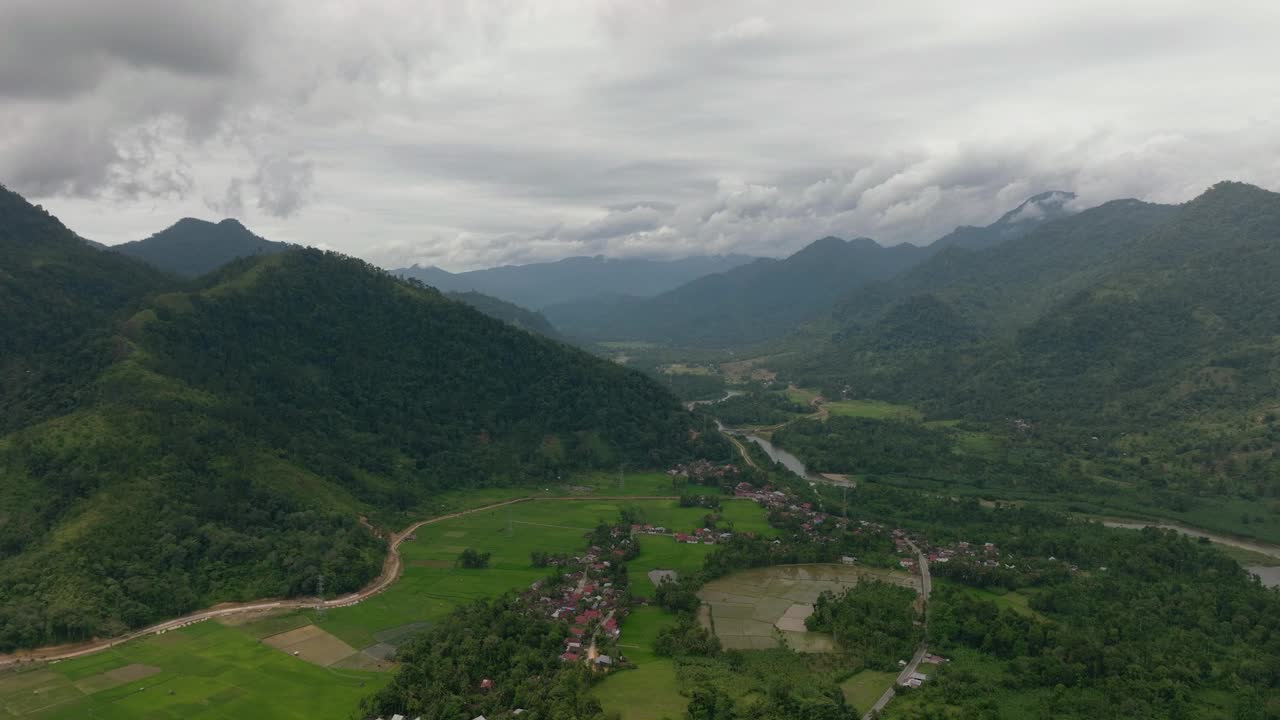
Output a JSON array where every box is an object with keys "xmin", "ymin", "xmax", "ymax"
[{"xmin": 5, "ymin": 178, "xmax": 1280, "ymax": 720}]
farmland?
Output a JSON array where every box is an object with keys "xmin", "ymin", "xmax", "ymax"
[
  {"xmin": 4, "ymin": 486, "xmax": 765, "ymax": 719},
  {"xmin": 0, "ymin": 620, "xmax": 385, "ymax": 719}
]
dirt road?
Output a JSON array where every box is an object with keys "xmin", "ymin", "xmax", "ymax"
[{"xmin": 0, "ymin": 495, "xmax": 678, "ymax": 669}]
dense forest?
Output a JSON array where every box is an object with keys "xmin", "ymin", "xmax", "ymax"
[
  {"xmin": 0, "ymin": 184, "xmax": 721, "ymax": 650},
  {"xmin": 807, "ymin": 581, "xmax": 922, "ymax": 671},
  {"xmin": 706, "ymin": 390, "xmax": 809, "ymax": 426}
]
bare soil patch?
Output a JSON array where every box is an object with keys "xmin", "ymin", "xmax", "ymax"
[{"xmin": 263, "ymin": 624, "xmax": 358, "ymax": 667}]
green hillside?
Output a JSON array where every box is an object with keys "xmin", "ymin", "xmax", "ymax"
[
  {"xmin": 447, "ymin": 290, "xmax": 563, "ymax": 340},
  {"xmin": 0, "ymin": 186, "xmax": 721, "ymax": 651},
  {"xmin": 787, "ymin": 182, "xmax": 1280, "ymax": 511}
]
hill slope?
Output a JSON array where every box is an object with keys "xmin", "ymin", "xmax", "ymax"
[
  {"xmin": 447, "ymin": 290, "xmax": 562, "ymax": 340},
  {"xmin": 0, "ymin": 190, "xmax": 720, "ymax": 650},
  {"xmin": 395, "ymin": 254, "xmax": 757, "ymax": 309},
  {"xmin": 112, "ymin": 217, "xmax": 292, "ymax": 276}
]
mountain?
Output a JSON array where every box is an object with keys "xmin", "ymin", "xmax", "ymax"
[
  {"xmin": 0, "ymin": 187, "xmax": 722, "ymax": 651},
  {"xmin": 394, "ymin": 254, "xmax": 757, "ymax": 309},
  {"xmin": 792, "ymin": 181, "xmax": 1280, "ymax": 499},
  {"xmin": 445, "ymin": 290, "xmax": 562, "ymax": 340},
  {"xmin": 930, "ymin": 190, "xmax": 1077, "ymax": 252},
  {"xmin": 0, "ymin": 185, "xmax": 169, "ymax": 434},
  {"xmin": 831, "ymin": 196, "xmax": 1177, "ymax": 331},
  {"xmin": 554, "ymin": 237, "xmax": 931, "ymax": 345},
  {"xmin": 112, "ymin": 217, "xmax": 293, "ymax": 276}
]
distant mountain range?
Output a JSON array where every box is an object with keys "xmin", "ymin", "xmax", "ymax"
[
  {"xmin": 393, "ymin": 254, "xmax": 758, "ymax": 309},
  {"xmin": 544, "ymin": 191, "xmax": 1080, "ymax": 345}
]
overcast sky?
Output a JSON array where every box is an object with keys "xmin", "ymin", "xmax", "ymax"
[{"xmin": 2, "ymin": 0, "xmax": 1278, "ymax": 270}]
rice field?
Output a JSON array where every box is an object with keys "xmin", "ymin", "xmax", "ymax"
[
  {"xmin": 0, "ymin": 620, "xmax": 386, "ymax": 719},
  {"xmin": 697, "ymin": 564, "xmax": 917, "ymax": 652}
]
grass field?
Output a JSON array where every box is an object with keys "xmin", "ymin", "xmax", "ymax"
[
  {"xmin": 0, "ymin": 621, "xmax": 385, "ymax": 719},
  {"xmin": 841, "ymin": 669, "xmax": 897, "ymax": 713},
  {"xmin": 823, "ymin": 398, "xmax": 922, "ymax": 421},
  {"xmin": 592, "ymin": 606, "xmax": 686, "ymax": 719}
]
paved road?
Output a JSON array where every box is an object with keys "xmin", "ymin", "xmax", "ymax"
[
  {"xmin": 864, "ymin": 539, "xmax": 931, "ymax": 719},
  {"xmin": 0, "ymin": 495, "xmax": 679, "ymax": 669}
]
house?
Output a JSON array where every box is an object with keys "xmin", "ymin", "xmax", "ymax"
[
  {"xmin": 840, "ymin": 556, "xmax": 856, "ymax": 565},
  {"xmin": 595, "ymin": 655, "xmax": 613, "ymax": 667},
  {"xmin": 560, "ymin": 651, "xmax": 579, "ymax": 662}
]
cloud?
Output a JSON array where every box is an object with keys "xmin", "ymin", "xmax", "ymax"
[{"xmin": 1, "ymin": 0, "xmax": 1278, "ymax": 268}]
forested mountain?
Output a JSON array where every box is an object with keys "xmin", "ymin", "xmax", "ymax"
[
  {"xmin": 929, "ymin": 190, "xmax": 1077, "ymax": 252},
  {"xmin": 793, "ymin": 181, "xmax": 1280, "ymax": 498},
  {"xmin": 446, "ymin": 290, "xmax": 563, "ymax": 340},
  {"xmin": 0, "ymin": 185, "xmax": 170, "ymax": 434},
  {"xmin": 394, "ymin": 253, "xmax": 756, "ymax": 309},
  {"xmin": 0, "ymin": 186, "xmax": 721, "ymax": 650},
  {"xmin": 554, "ymin": 237, "xmax": 931, "ymax": 344},
  {"xmin": 112, "ymin": 217, "xmax": 293, "ymax": 276}
]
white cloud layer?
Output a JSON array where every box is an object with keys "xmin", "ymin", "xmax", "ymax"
[{"xmin": 2, "ymin": 0, "xmax": 1279, "ymax": 269}]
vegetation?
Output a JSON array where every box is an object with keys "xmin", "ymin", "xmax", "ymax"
[
  {"xmin": 807, "ymin": 581, "xmax": 922, "ymax": 670},
  {"xmin": 784, "ymin": 183, "xmax": 1280, "ymax": 539},
  {"xmin": 0, "ymin": 186, "xmax": 725, "ymax": 650},
  {"xmin": 455, "ymin": 548, "xmax": 492, "ymax": 569},
  {"xmin": 447, "ymin": 290, "xmax": 563, "ymax": 340},
  {"xmin": 707, "ymin": 390, "xmax": 809, "ymax": 426},
  {"xmin": 362, "ymin": 596, "xmax": 605, "ymax": 720}
]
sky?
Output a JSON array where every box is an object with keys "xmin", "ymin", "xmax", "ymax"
[{"xmin": 2, "ymin": 0, "xmax": 1279, "ymax": 271}]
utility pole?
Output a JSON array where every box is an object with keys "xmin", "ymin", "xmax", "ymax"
[{"xmin": 315, "ymin": 573, "xmax": 326, "ymax": 616}]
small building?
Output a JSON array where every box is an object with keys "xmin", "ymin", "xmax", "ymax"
[
  {"xmin": 595, "ymin": 655, "xmax": 613, "ymax": 666},
  {"xmin": 840, "ymin": 556, "xmax": 856, "ymax": 566},
  {"xmin": 479, "ymin": 678, "xmax": 493, "ymax": 692}
]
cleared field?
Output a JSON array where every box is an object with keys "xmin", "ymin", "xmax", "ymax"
[
  {"xmin": 592, "ymin": 659, "xmax": 683, "ymax": 720},
  {"xmin": 697, "ymin": 564, "xmax": 917, "ymax": 652},
  {"xmin": 592, "ymin": 606, "xmax": 685, "ymax": 719},
  {"xmin": 823, "ymin": 399, "xmax": 921, "ymax": 421},
  {"xmin": 1, "ymin": 620, "xmax": 385, "ymax": 719},
  {"xmin": 262, "ymin": 625, "xmax": 358, "ymax": 667},
  {"xmin": 841, "ymin": 669, "xmax": 897, "ymax": 713}
]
